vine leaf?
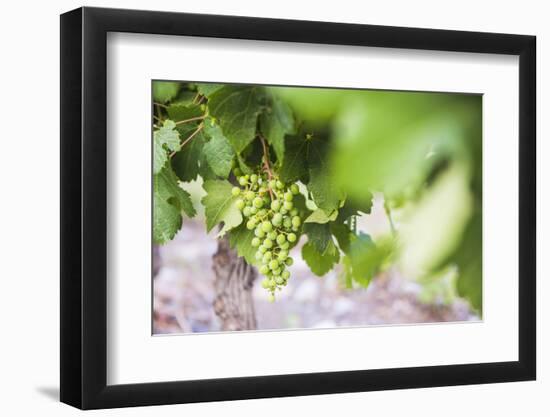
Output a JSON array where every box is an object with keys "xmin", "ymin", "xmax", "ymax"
[
  {"xmin": 153, "ymin": 166, "xmax": 196, "ymax": 244},
  {"xmin": 153, "ymin": 81, "xmax": 180, "ymax": 103},
  {"xmin": 305, "ymin": 208, "xmax": 338, "ymax": 224},
  {"xmin": 196, "ymin": 83, "xmax": 223, "ymax": 97},
  {"xmin": 279, "ymin": 136, "xmax": 309, "ymax": 183},
  {"xmin": 228, "ymin": 225, "xmax": 258, "ymax": 265},
  {"xmin": 201, "ymin": 180, "xmax": 243, "ymax": 236},
  {"xmin": 306, "ymin": 138, "xmax": 345, "ymax": 213},
  {"xmin": 302, "ymin": 240, "xmax": 340, "ymax": 276},
  {"xmin": 203, "ymin": 123, "xmax": 235, "ymax": 179},
  {"xmin": 260, "ymin": 96, "xmax": 295, "ymax": 163},
  {"xmin": 167, "ymin": 103, "xmax": 202, "ymax": 122},
  {"xmin": 303, "ymin": 222, "xmax": 332, "ymax": 254},
  {"xmin": 153, "ymin": 120, "xmax": 180, "ymax": 174},
  {"xmin": 170, "ymin": 124, "xmax": 207, "ymax": 182},
  {"xmin": 345, "ymin": 233, "xmax": 394, "ymax": 287},
  {"xmin": 208, "ymin": 86, "xmax": 263, "ymax": 153}
]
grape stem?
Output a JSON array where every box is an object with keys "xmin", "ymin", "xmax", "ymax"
[
  {"xmin": 259, "ymin": 135, "xmax": 274, "ymax": 199},
  {"xmin": 175, "ymin": 114, "xmax": 207, "ymax": 126}
]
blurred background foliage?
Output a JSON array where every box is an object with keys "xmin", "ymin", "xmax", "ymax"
[{"xmin": 274, "ymin": 87, "xmax": 482, "ymax": 313}]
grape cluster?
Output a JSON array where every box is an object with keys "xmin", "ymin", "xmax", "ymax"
[{"xmin": 232, "ymin": 169, "xmax": 303, "ymax": 302}]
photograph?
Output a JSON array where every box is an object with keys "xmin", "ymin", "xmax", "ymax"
[{"xmin": 152, "ymin": 81, "xmax": 482, "ymax": 334}]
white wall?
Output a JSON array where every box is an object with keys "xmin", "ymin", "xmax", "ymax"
[{"xmin": 0, "ymin": 0, "xmax": 546, "ymax": 415}]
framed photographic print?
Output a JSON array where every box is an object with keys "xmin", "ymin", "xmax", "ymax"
[{"xmin": 60, "ymin": 6, "xmax": 536, "ymax": 409}]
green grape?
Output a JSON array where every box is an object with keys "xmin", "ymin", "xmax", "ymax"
[
  {"xmin": 231, "ymin": 187, "xmax": 241, "ymax": 196},
  {"xmin": 290, "ymin": 184, "xmax": 299, "ymax": 195},
  {"xmin": 272, "ymin": 213, "xmax": 283, "ymax": 225},
  {"xmin": 282, "ymin": 270, "xmax": 290, "ymax": 279},
  {"xmin": 243, "ymin": 206, "xmax": 252, "ymax": 217},
  {"xmin": 263, "ymin": 238, "xmax": 273, "ymax": 249},
  {"xmin": 268, "ymin": 259, "xmax": 279, "ymax": 270},
  {"xmin": 253, "ymin": 197, "xmax": 264, "ymax": 208},
  {"xmin": 280, "ymin": 208, "xmax": 288, "ymax": 215},
  {"xmin": 251, "ymin": 237, "xmax": 261, "ymax": 247},
  {"xmin": 233, "ymin": 168, "xmax": 242, "ymax": 177},
  {"xmin": 291, "ymin": 216, "xmax": 301, "ymax": 227},
  {"xmin": 255, "ymin": 228, "xmax": 265, "ymax": 238},
  {"xmin": 283, "ymin": 201, "xmax": 293, "ymax": 211},
  {"xmin": 245, "ymin": 190, "xmax": 255, "ymax": 201},
  {"xmin": 276, "ymin": 234, "xmax": 286, "ymax": 245},
  {"xmin": 259, "ymin": 265, "xmax": 270, "ymax": 275},
  {"xmin": 269, "ymin": 179, "xmax": 277, "ymax": 189},
  {"xmin": 261, "ymin": 221, "xmax": 273, "ymax": 233},
  {"xmin": 272, "ymin": 267, "xmax": 281, "ymax": 276},
  {"xmin": 250, "ymin": 206, "xmax": 258, "ymax": 215},
  {"xmin": 238, "ymin": 176, "xmax": 247, "ymax": 186},
  {"xmin": 285, "ymin": 257, "xmax": 294, "ymax": 266},
  {"xmin": 283, "ymin": 217, "xmax": 292, "ymax": 229},
  {"xmin": 250, "ymin": 174, "xmax": 258, "ymax": 183},
  {"xmin": 257, "ymin": 209, "xmax": 268, "ymax": 217},
  {"xmin": 267, "ymin": 231, "xmax": 277, "ymax": 240},
  {"xmin": 292, "ymin": 225, "xmax": 299, "ymax": 232},
  {"xmin": 235, "ymin": 199, "xmax": 245, "ymax": 210},
  {"xmin": 278, "ymin": 250, "xmax": 288, "ymax": 261},
  {"xmin": 288, "ymin": 233, "xmax": 297, "ymax": 242},
  {"xmin": 271, "ymin": 200, "xmax": 281, "ymax": 212},
  {"xmin": 284, "ymin": 192, "xmax": 293, "ymax": 202},
  {"xmin": 246, "ymin": 220, "xmax": 256, "ymax": 230},
  {"xmin": 268, "ymin": 293, "xmax": 275, "ymax": 303},
  {"xmin": 261, "ymin": 278, "xmax": 271, "ymax": 289},
  {"xmin": 255, "ymin": 251, "xmax": 263, "ymax": 261},
  {"xmin": 276, "ymin": 180, "xmax": 284, "ymax": 189},
  {"xmin": 290, "ymin": 209, "xmax": 298, "ymax": 217},
  {"xmin": 275, "ymin": 276, "xmax": 284, "ymax": 285},
  {"xmin": 259, "ymin": 245, "xmax": 267, "ymax": 254},
  {"xmin": 280, "ymin": 241, "xmax": 290, "ymax": 250},
  {"xmin": 262, "ymin": 251, "xmax": 272, "ymax": 262}
]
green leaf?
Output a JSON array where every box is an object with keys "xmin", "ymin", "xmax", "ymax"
[
  {"xmin": 236, "ymin": 154, "xmax": 254, "ymax": 175},
  {"xmin": 201, "ymin": 180, "xmax": 243, "ymax": 236},
  {"xmin": 330, "ymin": 222, "xmax": 352, "ymax": 253},
  {"xmin": 166, "ymin": 103, "xmax": 202, "ymax": 123},
  {"xmin": 153, "ymin": 120, "xmax": 180, "ymax": 174},
  {"xmin": 203, "ymin": 123, "xmax": 235, "ymax": 178},
  {"xmin": 208, "ymin": 86, "xmax": 263, "ymax": 153},
  {"xmin": 228, "ymin": 225, "xmax": 258, "ymax": 265},
  {"xmin": 303, "ymin": 222, "xmax": 332, "ymax": 254},
  {"xmin": 196, "ymin": 83, "xmax": 223, "ymax": 97},
  {"xmin": 153, "ymin": 166, "xmax": 196, "ymax": 244},
  {"xmin": 279, "ymin": 136, "xmax": 309, "ymax": 183},
  {"xmin": 306, "ymin": 138, "xmax": 344, "ymax": 213},
  {"xmin": 346, "ymin": 234, "xmax": 394, "ymax": 287},
  {"xmin": 339, "ymin": 195, "xmax": 374, "ymax": 219},
  {"xmin": 398, "ymin": 164, "xmax": 472, "ymax": 278},
  {"xmin": 302, "ymin": 241, "xmax": 340, "ymax": 276},
  {"xmin": 260, "ymin": 96, "xmax": 295, "ymax": 163},
  {"xmin": 332, "ymin": 92, "xmax": 474, "ymax": 201},
  {"xmin": 439, "ymin": 209, "xmax": 482, "ymax": 314},
  {"xmin": 305, "ymin": 208, "xmax": 338, "ymax": 224},
  {"xmin": 170, "ymin": 124, "xmax": 208, "ymax": 182},
  {"xmin": 153, "ymin": 81, "xmax": 180, "ymax": 103},
  {"xmin": 155, "ymin": 166, "xmax": 196, "ymax": 218},
  {"xmin": 153, "ymin": 194, "xmax": 182, "ymax": 244}
]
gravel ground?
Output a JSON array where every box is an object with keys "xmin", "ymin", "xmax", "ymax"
[{"xmin": 153, "ymin": 219, "xmax": 477, "ymax": 334}]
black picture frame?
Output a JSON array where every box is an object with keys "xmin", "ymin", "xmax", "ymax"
[{"xmin": 60, "ymin": 6, "xmax": 536, "ymax": 410}]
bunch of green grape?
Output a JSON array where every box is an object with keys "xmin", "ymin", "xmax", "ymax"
[{"xmin": 232, "ymin": 169, "xmax": 303, "ymax": 302}]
